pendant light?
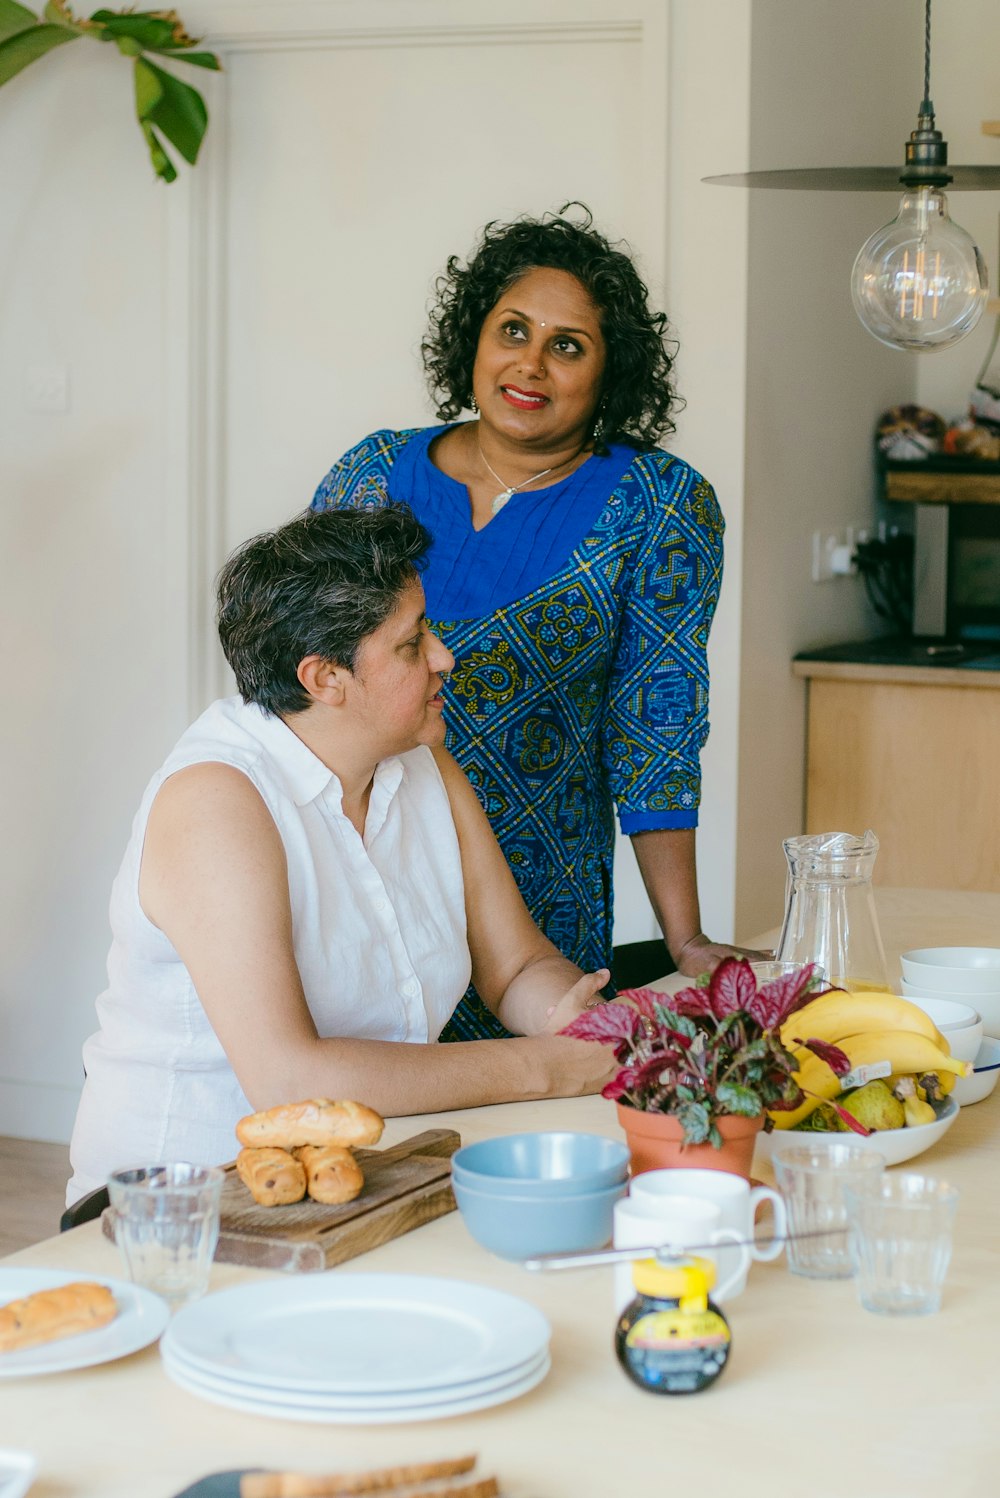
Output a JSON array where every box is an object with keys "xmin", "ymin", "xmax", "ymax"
[{"xmin": 704, "ymin": 0, "xmax": 998, "ymax": 353}]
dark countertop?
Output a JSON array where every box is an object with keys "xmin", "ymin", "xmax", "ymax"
[{"xmin": 793, "ymin": 636, "xmax": 1000, "ymax": 671}]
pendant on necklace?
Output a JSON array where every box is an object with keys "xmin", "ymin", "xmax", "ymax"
[{"xmin": 490, "ymin": 490, "xmax": 514, "ymax": 515}]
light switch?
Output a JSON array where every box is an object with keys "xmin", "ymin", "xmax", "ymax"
[{"xmin": 26, "ymin": 364, "xmax": 70, "ymax": 412}]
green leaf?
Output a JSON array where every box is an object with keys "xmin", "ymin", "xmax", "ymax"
[
  {"xmin": 153, "ymin": 48, "xmax": 220, "ymax": 70},
  {"xmin": 659, "ymin": 1009, "xmax": 697, "ymax": 1041},
  {"xmin": 715, "ymin": 1081, "xmax": 763, "ymax": 1118},
  {"xmin": 0, "ymin": 20, "xmax": 78, "ymax": 85},
  {"xmin": 134, "ymin": 55, "xmax": 207, "ymax": 167},
  {"xmin": 91, "ymin": 12, "xmax": 176, "ymax": 48},
  {"xmin": 740, "ymin": 1037, "xmax": 771, "ymax": 1060},
  {"xmin": 0, "ymin": 1, "xmax": 38, "ymax": 44},
  {"xmin": 138, "ymin": 117, "xmax": 176, "ymax": 182},
  {"xmin": 676, "ymin": 1099, "xmax": 712, "ymax": 1145}
]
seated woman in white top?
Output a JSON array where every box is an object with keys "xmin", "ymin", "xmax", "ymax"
[{"xmin": 68, "ymin": 504, "xmax": 614, "ymax": 1202}]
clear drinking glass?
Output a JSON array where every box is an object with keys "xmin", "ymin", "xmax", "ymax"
[
  {"xmin": 107, "ymin": 1163, "xmax": 223, "ymax": 1309},
  {"xmin": 845, "ymin": 1173, "xmax": 959, "ymax": 1315},
  {"xmin": 775, "ymin": 830, "xmax": 889, "ymax": 992},
  {"xmin": 772, "ymin": 1141, "xmax": 886, "ymax": 1278}
]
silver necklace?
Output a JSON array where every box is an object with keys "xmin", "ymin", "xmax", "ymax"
[{"xmin": 478, "ymin": 442, "xmax": 559, "ymax": 516}]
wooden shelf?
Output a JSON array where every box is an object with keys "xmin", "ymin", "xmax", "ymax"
[
  {"xmin": 880, "ymin": 458, "xmax": 1000, "ymax": 505},
  {"xmin": 982, "ymin": 121, "xmax": 1000, "ymax": 137}
]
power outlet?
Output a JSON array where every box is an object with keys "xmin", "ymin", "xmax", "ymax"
[
  {"xmin": 812, "ymin": 527, "xmax": 861, "ymax": 582},
  {"xmin": 812, "ymin": 531, "xmax": 842, "ymax": 582}
]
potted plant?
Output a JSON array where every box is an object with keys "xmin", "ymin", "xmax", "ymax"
[{"xmin": 560, "ymin": 957, "xmax": 852, "ymax": 1178}]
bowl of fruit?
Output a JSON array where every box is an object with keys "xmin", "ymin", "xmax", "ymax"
[{"xmin": 756, "ymin": 987, "xmax": 969, "ymax": 1168}]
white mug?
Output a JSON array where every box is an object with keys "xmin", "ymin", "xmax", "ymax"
[
  {"xmin": 612, "ymin": 1193, "xmax": 751, "ymax": 1314},
  {"xmin": 630, "ymin": 1168, "xmax": 787, "ymax": 1297}
]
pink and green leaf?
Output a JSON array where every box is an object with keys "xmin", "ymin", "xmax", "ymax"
[{"xmin": 559, "ymin": 1001, "xmax": 641, "ymax": 1046}]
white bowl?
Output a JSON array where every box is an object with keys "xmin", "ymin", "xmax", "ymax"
[
  {"xmin": 755, "ymin": 1098, "xmax": 959, "ymax": 1169},
  {"xmin": 951, "ymin": 1036, "xmax": 1000, "ymax": 1107},
  {"xmin": 900, "ymin": 947, "xmax": 1000, "ymax": 995},
  {"xmin": 901, "ymin": 981, "xmax": 1000, "ymax": 1035},
  {"xmin": 896, "ymin": 994, "xmax": 983, "ymax": 1063}
]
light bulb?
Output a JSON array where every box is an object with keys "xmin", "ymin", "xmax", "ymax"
[{"xmin": 851, "ymin": 187, "xmax": 987, "ymax": 352}]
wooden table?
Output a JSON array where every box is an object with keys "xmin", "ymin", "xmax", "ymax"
[{"xmin": 3, "ymin": 889, "xmax": 999, "ymax": 1498}]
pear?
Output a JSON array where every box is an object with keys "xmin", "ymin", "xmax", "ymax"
[{"xmin": 837, "ymin": 1079, "xmax": 905, "ymax": 1131}]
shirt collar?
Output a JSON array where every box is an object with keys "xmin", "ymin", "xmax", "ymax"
[{"xmin": 234, "ymin": 699, "xmax": 406, "ymax": 814}]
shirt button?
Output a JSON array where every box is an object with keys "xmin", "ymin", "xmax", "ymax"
[
  {"xmin": 373, "ymin": 897, "xmax": 389, "ymax": 913},
  {"xmin": 401, "ymin": 978, "xmax": 420, "ymax": 999}
]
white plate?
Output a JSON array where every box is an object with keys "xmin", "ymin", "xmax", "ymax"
[
  {"xmin": 756, "ymin": 1098, "xmax": 960, "ymax": 1169},
  {"xmin": 0, "ymin": 1451, "xmax": 36, "ymax": 1498},
  {"xmin": 163, "ymin": 1274, "xmax": 550, "ymax": 1395},
  {"xmin": 161, "ymin": 1340, "xmax": 549, "ymax": 1409},
  {"xmin": 163, "ymin": 1346, "xmax": 551, "ymax": 1424},
  {"xmin": 0, "ymin": 1269, "xmax": 169, "ymax": 1378}
]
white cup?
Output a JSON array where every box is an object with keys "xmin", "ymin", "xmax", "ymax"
[
  {"xmin": 612, "ymin": 1193, "xmax": 751, "ymax": 1315},
  {"xmin": 629, "ymin": 1168, "xmax": 787, "ymax": 1297}
]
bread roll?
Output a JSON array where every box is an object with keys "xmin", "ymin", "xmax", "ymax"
[
  {"xmin": 236, "ymin": 1098, "xmax": 384, "ymax": 1150},
  {"xmin": 294, "ymin": 1144, "xmax": 364, "ymax": 1206},
  {"xmin": 0, "ymin": 1281, "xmax": 117, "ymax": 1355},
  {"xmin": 236, "ymin": 1147, "xmax": 307, "ymax": 1206}
]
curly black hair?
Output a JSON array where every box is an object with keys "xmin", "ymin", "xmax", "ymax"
[{"xmin": 421, "ymin": 205, "xmax": 679, "ymax": 453}]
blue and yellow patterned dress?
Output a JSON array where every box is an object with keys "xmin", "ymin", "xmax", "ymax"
[{"xmin": 312, "ymin": 427, "xmax": 724, "ymax": 1040}]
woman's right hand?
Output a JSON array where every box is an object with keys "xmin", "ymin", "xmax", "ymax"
[
  {"xmin": 525, "ymin": 969, "xmax": 618, "ymax": 1098},
  {"xmin": 540, "ymin": 968, "xmax": 610, "ymax": 1034}
]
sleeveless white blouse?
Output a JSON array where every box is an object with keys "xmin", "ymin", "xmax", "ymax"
[{"xmin": 68, "ymin": 698, "xmax": 471, "ymax": 1203}]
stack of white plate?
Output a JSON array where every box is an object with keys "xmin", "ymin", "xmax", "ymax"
[
  {"xmin": 160, "ymin": 1273, "xmax": 550, "ymax": 1423},
  {"xmin": 901, "ymin": 947, "xmax": 1000, "ymax": 1106}
]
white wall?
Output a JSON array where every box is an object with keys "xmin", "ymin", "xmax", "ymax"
[
  {"xmin": 0, "ymin": 43, "xmax": 191, "ymax": 1139},
  {"xmin": 734, "ymin": 0, "xmax": 923, "ymax": 938},
  {"xmin": 731, "ymin": 0, "xmax": 1000, "ymax": 940}
]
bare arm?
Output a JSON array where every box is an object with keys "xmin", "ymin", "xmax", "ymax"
[
  {"xmin": 630, "ymin": 827, "xmax": 769, "ymax": 979},
  {"xmin": 139, "ymin": 762, "xmax": 612, "ymax": 1117}
]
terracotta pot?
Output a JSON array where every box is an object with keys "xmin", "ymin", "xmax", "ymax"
[{"xmin": 616, "ymin": 1103, "xmax": 764, "ymax": 1181}]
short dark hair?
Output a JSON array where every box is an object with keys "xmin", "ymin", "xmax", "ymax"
[
  {"xmin": 216, "ymin": 505, "xmax": 431, "ymax": 716},
  {"xmin": 421, "ymin": 204, "xmax": 679, "ymax": 453}
]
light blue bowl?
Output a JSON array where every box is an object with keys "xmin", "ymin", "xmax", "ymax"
[
  {"xmin": 452, "ymin": 1175, "xmax": 627, "ymax": 1260},
  {"xmin": 451, "ymin": 1132, "xmax": 630, "ymax": 1196}
]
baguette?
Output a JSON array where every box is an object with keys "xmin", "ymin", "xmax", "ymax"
[
  {"xmin": 236, "ymin": 1147, "xmax": 307, "ymax": 1206},
  {"xmin": 294, "ymin": 1144, "xmax": 364, "ymax": 1206},
  {"xmin": 236, "ymin": 1098, "xmax": 384, "ymax": 1151},
  {"xmin": 243, "ymin": 1480, "xmax": 497, "ymax": 1498},
  {"xmin": 0, "ymin": 1281, "xmax": 117, "ymax": 1355},
  {"xmin": 240, "ymin": 1455, "xmax": 480, "ymax": 1497}
]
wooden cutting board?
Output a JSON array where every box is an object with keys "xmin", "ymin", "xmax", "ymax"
[{"xmin": 101, "ymin": 1128, "xmax": 460, "ymax": 1273}]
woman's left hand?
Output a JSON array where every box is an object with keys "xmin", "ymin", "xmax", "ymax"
[{"xmin": 673, "ymin": 934, "xmax": 772, "ymax": 979}]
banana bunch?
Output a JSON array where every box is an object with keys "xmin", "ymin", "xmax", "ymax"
[{"xmin": 770, "ymin": 989, "xmax": 971, "ymax": 1131}]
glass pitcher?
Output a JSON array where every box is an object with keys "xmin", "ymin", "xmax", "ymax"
[{"xmin": 774, "ymin": 830, "xmax": 889, "ymax": 992}]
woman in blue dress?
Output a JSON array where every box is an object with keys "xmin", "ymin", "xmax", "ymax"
[{"xmin": 313, "ymin": 208, "xmax": 754, "ymax": 1040}]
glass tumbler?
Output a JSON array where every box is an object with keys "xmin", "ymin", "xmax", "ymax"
[
  {"xmin": 845, "ymin": 1173, "xmax": 959, "ymax": 1315},
  {"xmin": 107, "ymin": 1162, "xmax": 223, "ymax": 1309},
  {"xmin": 772, "ymin": 1141, "xmax": 886, "ymax": 1279}
]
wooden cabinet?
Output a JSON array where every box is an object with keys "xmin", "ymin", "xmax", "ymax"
[{"xmin": 793, "ymin": 660, "xmax": 1000, "ymax": 893}]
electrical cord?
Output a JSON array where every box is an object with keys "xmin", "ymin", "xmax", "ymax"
[{"xmin": 854, "ymin": 534, "xmax": 914, "ymax": 635}]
